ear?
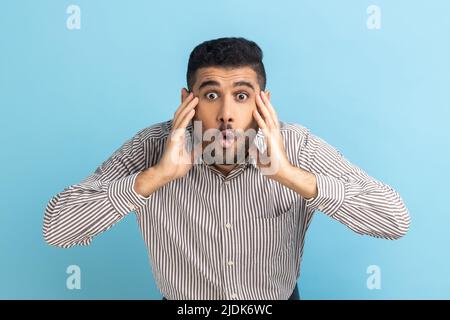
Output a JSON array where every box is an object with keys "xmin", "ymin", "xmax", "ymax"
[
  {"xmin": 181, "ymin": 87, "xmax": 189, "ymax": 103},
  {"xmin": 265, "ymin": 90, "xmax": 271, "ymax": 101}
]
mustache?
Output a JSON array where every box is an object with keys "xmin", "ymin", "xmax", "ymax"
[{"xmin": 218, "ymin": 123, "xmax": 233, "ymax": 131}]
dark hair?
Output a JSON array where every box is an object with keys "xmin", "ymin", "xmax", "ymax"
[{"xmin": 186, "ymin": 37, "xmax": 266, "ymax": 91}]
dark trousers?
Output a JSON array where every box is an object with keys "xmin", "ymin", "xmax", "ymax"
[{"xmin": 162, "ymin": 284, "xmax": 300, "ymax": 300}]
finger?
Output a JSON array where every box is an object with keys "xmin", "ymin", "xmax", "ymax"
[
  {"xmin": 256, "ymin": 92, "xmax": 276, "ymax": 129},
  {"xmin": 174, "ymin": 91, "xmax": 194, "ymax": 120},
  {"xmin": 177, "ymin": 108, "xmax": 196, "ymax": 133},
  {"xmin": 175, "ymin": 91, "xmax": 193, "ymax": 120},
  {"xmin": 259, "ymin": 91, "xmax": 278, "ymax": 128},
  {"xmin": 173, "ymin": 96, "xmax": 198, "ymax": 129},
  {"xmin": 253, "ymin": 108, "xmax": 275, "ymax": 156},
  {"xmin": 174, "ymin": 95, "xmax": 198, "ymax": 129},
  {"xmin": 170, "ymin": 106, "xmax": 196, "ymax": 143},
  {"xmin": 174, "ymin": 92, "xmax": 197, "ymax": 126},
  {"xmin": 260, "ymin": 91, "xmax": 279, "ymax": 128},
  {"xmin": 252, "ymin": 108, "xmax": 269, "ymax": 136}
]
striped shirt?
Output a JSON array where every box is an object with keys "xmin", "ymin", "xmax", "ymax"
[{"xmin": 43, "ymin": 119, "xmax": 410, "ymax": 300}]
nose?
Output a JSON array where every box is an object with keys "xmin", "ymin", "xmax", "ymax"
[{"xmin": 217, "ymin": 94, "xmax": 234, "ymax": 124}]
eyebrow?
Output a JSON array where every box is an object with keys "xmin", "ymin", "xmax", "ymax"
[{"xmin": 198, "ymin": 80, "xmax": 255, "ymax": 92}]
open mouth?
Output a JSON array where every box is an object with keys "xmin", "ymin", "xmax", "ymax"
[{"xmin": 219, "ymin": 130, "xmax": 235, "ymax": 148}]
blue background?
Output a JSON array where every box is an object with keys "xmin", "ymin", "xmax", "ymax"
[{"xmin": 1, "ymin": 0, "xmax": 449, "ymax": 299}]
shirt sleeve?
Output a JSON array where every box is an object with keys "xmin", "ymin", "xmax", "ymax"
[
  {"xmin": 42, "ymin": 128, "xmax": 152, "ymax": 248},
  {"xmin": 298, "ymin": 128, "xmax": 410, "ymax": 240}
]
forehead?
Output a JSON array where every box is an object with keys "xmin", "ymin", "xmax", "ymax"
[{"xmin": 194, "ymin": 66, "xmax": 258, "ymax": 89}]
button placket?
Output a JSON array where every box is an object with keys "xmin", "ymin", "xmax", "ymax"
[{"xmin": 219, "ymin": 177, "xmax": 239, "ymax": 300}]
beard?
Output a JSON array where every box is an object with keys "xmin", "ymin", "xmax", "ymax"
[
  {"xmin": 197, "ymin": 130, "xmax": 256, "ymax": 166},
  {"xmin": 189, "ymin": 119, "xmax": 259, "ymax": 166},
  {"xmin": 213, "ymin": 135, "xmax": 250, "ymax": 165}
]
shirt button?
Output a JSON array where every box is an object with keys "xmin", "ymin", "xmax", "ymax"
[
  {"xmin": 318, "ymin": 205, "xmax": 324, "ymax": 211},
  {"xmin": 231, "ymin": 293, "xmax": 238, "ymax": 299},
  {"xmin": 227, "ymin": 260, "xmax": 234, "ymax": 266},
  {"xmin": 225, "ymin": 223, "xmax": 232, "ymax": 229},
  {"xmin": 127, "ymin": 203, "xmax": 136, "ymax": 211},
  {"xmin": 223, "ymin": 181, "xmax": 230, "ymax": 186}
]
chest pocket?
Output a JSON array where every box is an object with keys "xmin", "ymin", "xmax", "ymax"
[
  {"xmin": 239, "ymin": 204, "xmax": 296, "ymax": 259},
  {"xmin": 259, "ymin": 182, "xmax": 299, "ymax": 219}
]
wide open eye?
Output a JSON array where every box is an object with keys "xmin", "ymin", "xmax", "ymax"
[
  {"xmin": 205, "ymin": 92, "xmax": 219, "ymax": 100},
  {"xmin": 236, "ymin": 92, "xmax": 249, "ymax": 101}
]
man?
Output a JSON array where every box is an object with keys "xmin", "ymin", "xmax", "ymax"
[{"xmin": 43, "ymin": 37, "xmax": 410, "ymax": 300}]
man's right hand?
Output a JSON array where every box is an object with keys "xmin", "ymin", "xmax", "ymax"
[
  {"xmin": 155, "ymin": 88, "xmax": 199, "ymax": 181},
  {"xmin": 134, "ymin": 88, "xmax": 199, "ymax": 197}
]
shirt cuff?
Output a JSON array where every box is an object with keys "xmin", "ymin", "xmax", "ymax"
[
  {"xmin": 304, "ymin": 173, "xmax": 345, "ymax": 216},
  {"xmin": 107, "ymin": 172, "xmax": 151, "ymax": 216}
]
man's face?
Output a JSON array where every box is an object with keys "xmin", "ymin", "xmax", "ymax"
[{"xmin": 190, "ymin": 66, "xmax": 268, "ymax": 165}]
